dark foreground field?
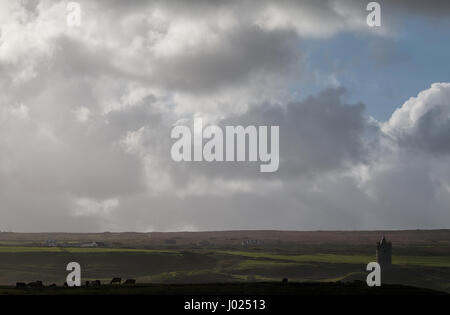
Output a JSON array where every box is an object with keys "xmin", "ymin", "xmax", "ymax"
[
  {"xmin": 0, "ymin": 230, "xmax": 449, "ymax": 294},
  {"xmin": 0, "ymin": 282, "xmax": 447, "ymax": 295}
]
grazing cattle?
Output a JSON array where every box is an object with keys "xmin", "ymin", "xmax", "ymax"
[
  {"xmin": 49, "ymin": 283, "xmax": 57, "ymax": 288},
  {"xmin": 92, "ymin": 280, "xmax": 101, "ymax": 287},
  {"xmin": 28, "ymin": 281, "xmax": 44, "ymax": 288},
  {"xmin": 16, "ymin": 282, "xmax": 27, "ymax": 288},
  {"xmin": 110, "ymin": 277, "xmax": 121, "ymax": 284},
  {"xmin": 282, "ymin": 278, "xmax": 288, "ymax": 283},
  {"xmin": 124, "ymin": 279, "xmax": 136, "ymax": 285}
]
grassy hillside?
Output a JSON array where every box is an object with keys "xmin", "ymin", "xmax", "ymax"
[{"xmin": 0, "ymin": 230, "xmax": 449, "ymax": 294}]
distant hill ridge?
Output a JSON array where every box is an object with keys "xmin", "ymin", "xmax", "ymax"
[{"xmin": 0, "ymin": 230, "xmax": 449, "ymax": 246}]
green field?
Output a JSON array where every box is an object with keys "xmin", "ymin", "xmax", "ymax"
[
  {"xmin": 0, "ymin": 242, "xmax": 449, "ymax": 293},
  {"xmin": 0, "ymin": 231, "xmax": 449, "ymax": 293},
  {"xmin": 216, "ymin": 250, "xmax": 450, "ymax": 267}
]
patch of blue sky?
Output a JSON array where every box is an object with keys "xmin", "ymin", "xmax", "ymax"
[{"xmin": 293, "ymin": 17, "xmax": 450, "ymax": 122}]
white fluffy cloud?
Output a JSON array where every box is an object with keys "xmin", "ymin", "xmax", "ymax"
[{"xmin": 383, "ymin": 83, "xmax": 450, "ymax": 154}]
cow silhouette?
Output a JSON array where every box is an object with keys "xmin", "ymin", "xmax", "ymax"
[
  {"xmin": 110, "ymin": 277, "xmax": 121, "ymax": 284},
  {"xmin": 28, "ymin": 281, "xmax": 44, "ymax": 288},
  {"xmin": 124, "ymin": 279, "xmax": 136, "ymax": 285},
  {"xmin": 92, "ymin": 280, "xmax": 101, "ymax": 287}
]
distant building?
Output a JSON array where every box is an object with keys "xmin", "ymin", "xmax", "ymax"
[
  {"xmin": 80, "ymin": 241, "xmax": 99, "ymax": 248},
  {"xmin": 198, "ymin": 240, "xmax": 210, "ymax": 246},
  {"xmin": 45, "ymin": 240, "xmax": 57, "ymax": 247},
  {"xmin": 376, "ymin": 236, "xmax": 392, "ymax": 268},
  {"xmin": 241, "ymin": 239, "xmax": 264, "ymax": 246}
]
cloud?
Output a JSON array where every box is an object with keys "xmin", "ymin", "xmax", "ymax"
[
  {"xmin": 382, "ymin": 0, "xmax": 450, "ymax": 17},
  {"xmin": 357, "ymin": 83, "xmax": 450, "ymax": 228},
  {"xmin": 0, "ymin": 1, "xmax": 450, "ymax": 231},
  {"xmin": 73, "ymin": 197, "xmax": 119, "ymax": 217},
  {"xmin": 110, "ymin": 83, "xmax": 450, "ymax": 231},
  {"xmin": 383, "ymin": 83, "xmax": 450, "ymax": 155},
  {"xmin": 228, "ymin": 88, "xmax": 368, "ymax": 178},
  {"xmin": 163, "ymin": 88, "xmax": 367, "ymax": 181}
]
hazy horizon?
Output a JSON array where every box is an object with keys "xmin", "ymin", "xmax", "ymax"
[{"xmin": 1, "ymin": 228, "xmax": 450, "ymax": 235}]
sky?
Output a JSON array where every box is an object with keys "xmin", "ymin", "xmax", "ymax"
[{"xmin": 1, "ymin": 0, "xmax": 450, "ymax": 232}]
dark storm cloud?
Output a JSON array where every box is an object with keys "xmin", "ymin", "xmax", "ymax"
[
  {"xmin": 151, "ymin": 27, "xmax": 300, "ymax": 94},
  {"xmin": 141, "ymin": 88, "xmax": 369, "ymax": 185},
  {"xmin": 382, "ymin": 0, "xmax": 450, "ymax": 17},
  {"xmin": 221, "ymin": 88, "xmax": 367, "ymax": 178},
  {"xmin": 245, "ymin": 88, "xmax": 367, "ymax": 177}
]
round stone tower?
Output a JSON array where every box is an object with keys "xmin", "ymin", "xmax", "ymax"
[{"xmin": 376, "ymin": 235, "xmax": 392, "ymax": 268}]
